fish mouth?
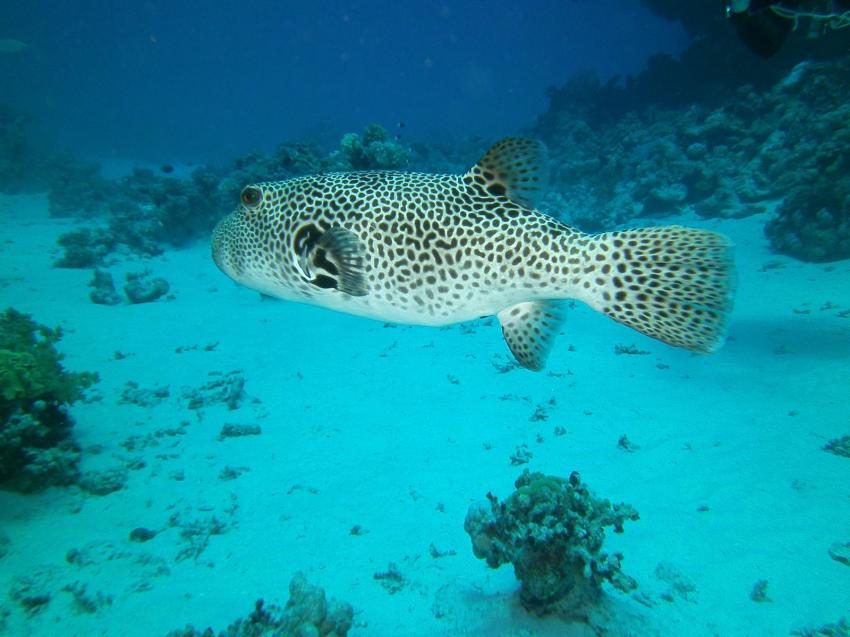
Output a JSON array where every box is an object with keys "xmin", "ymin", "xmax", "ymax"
[{"xmin": 211, "ymin": 217, "xmax": 230, "ymax": 274}]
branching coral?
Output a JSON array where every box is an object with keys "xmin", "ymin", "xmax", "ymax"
[{"xmin": 465, "ymin": 469, "xmax": 639, "ymax": 612}]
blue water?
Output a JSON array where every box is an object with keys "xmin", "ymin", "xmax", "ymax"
[
  {"xmin": 0, "ymin": 0, "xmax": 685, "ymax": 161},
  {"xmin": 1, "ymin": 2, "xmax": 849, "ymax": 636}
]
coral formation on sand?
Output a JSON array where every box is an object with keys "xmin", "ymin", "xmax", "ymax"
[
  {"xmin": 123, "ymin": 270, "xmax": 171, "ymax": 304},
  {"xmin": 165, "ymin": 573, "xmax": 353, "ymax": 637},
  {"xmin": 88, "ymin": 270, "xmax": 122, "ymax": 305},
  {"xmin": 464, "ymin": 468, "xmax": 639, "ymax": 612},
  {"xmin": 0, "ymin": 308, "xmax": 97, "ymax": 491}
]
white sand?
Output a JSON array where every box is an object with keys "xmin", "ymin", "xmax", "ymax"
[{"xmin": 1, "ymin": 192, "xmax": 848, "ymax": 636}]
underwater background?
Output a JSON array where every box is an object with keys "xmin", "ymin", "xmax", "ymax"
[{"xmin": 0, "ymin": 1, "xmax": 849, "ymax": 635}]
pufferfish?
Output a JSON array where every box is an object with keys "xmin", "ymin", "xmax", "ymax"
[{"xmin": 212, "ymin": 138, "xmax": 734, "ymax": 370}]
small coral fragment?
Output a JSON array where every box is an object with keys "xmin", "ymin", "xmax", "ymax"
[
  {"xmin": 164, "ymin": 573, "xmax": 353, "ymax": 636},
  {"xmin": 823, "ymin": 435, "xmax": 850, "ymax": 458}
]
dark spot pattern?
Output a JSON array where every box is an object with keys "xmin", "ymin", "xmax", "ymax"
[{"xmin": 586, "ymin": 226, "xmax": 734, "ymax": 353}]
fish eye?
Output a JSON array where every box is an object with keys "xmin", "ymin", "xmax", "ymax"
[{"xmin": 240, "ymin": 186, "xmax": 262, "ymax": 208}]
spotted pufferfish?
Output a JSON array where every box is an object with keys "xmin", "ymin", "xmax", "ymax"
[{"xmin": 212, "ymin": 138, "xmax": 734, "ymax": 370}]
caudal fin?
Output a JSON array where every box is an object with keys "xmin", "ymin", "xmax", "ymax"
[{"xmin": 585, "ymin": 226, "xmax": 735, "ymax": 353}]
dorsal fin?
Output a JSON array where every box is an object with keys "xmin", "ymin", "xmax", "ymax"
[{"xmin": 465, "ymin": 138, "xmax": 547, "ymax": 208}]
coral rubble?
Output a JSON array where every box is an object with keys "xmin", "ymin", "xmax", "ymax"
[
  {"xmin": 823, "ymin": 435, "xmax": 850, "ymax": 458},
  {"xmin": 165, "ymin": 573, "xmax": 353, "ymax": 637}
]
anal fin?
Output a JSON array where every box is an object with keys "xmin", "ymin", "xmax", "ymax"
[{"xmin": 497, "ymin": 301, "xmax": 562, "ymax": 371}]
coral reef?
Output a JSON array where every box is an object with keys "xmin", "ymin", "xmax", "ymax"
[
  {"xmin": 44, "ymin": 123, "xmax": 411, "ymax": 267},
  {"xmin": 52, "ymin": 166, "xmax": 222, "ymax": 265},
  {"xmin": 535, "ymin": 53, "xmax": 850, "ymax": 262},
  {"xmin": 54, "ymin": 228, "xmax": 117, "ymax": 269},
  {"xmin": 218, "ymin": 141, "xmax": 328, "ymax": 207},
  {"xmin": 117, "ymin": 167, "xmax": 225, "ymax": 247},
  {"xmin": 46, "ymin": 133, "xmax": 371, "ymax": 263},
  {"xmin": 47, "ymin": 159, "xmax": 117, "ymax": 218},
  {"xmin": 464, "ymin": 468, "xmax": 639, "ymax": 612},
  {"xmin": 0, "ymin": 308, "xmax": 97, "ymax": 491},
  {"xmin": 337, "ymin": 123, "xmax": 410, "ymax": 170},
  {"xmin": 166, "ymin": 573, "xmax": 353, "ymax": 637},
  {"xmin": 45, "ymin": 128, "xmax": 398, "ymax": 266},
  {"xmin": 765, "ymin": 165, "xmax": 850, "ymax": 262},
  {"xmin": 8, "ymin": 42, "xmax": 849, "ymax": 267}
]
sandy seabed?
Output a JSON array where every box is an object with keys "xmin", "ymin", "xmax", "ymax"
[{"xmin": 0, "ymin": 192, "xmax": 848, "ymax": 637}]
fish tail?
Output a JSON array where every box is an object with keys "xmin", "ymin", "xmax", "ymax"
[{"xmin": 581, "ymin": 226, "xmax": 735, "ymax": 353}]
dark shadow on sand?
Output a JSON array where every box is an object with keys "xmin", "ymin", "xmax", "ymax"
[{"xmin": 726, "ymin": 316, "xmax": 850, "ymax": 361}]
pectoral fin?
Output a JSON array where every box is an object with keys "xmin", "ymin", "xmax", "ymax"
[{"xmin": 297, "ymin": 224, "xmax": 369, "ymax": 296}]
